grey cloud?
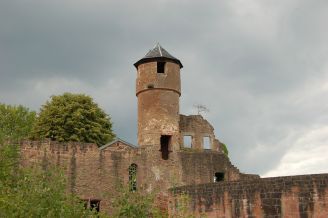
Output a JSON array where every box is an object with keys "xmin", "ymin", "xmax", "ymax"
[{"xmin": 1, "ymin": 0, "xmax": 328, "ymax": 176}]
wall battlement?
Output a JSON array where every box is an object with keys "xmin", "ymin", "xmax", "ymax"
[{"xmin": 21, "ymin": 139, "xmax": 99, "ymax": 152}]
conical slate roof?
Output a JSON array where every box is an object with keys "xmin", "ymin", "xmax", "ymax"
[{"xmin": 134, "ymin": 43, "xmax": 183, "ymax": 68}]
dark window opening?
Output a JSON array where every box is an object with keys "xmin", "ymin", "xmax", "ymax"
[
  {"xmin": 160, "ymin": 135, "xmax": 171, "ymax": 160},
  {"xmin": 157, "ymin": 62, "xmax": 165, "ymax": 73},
  {"xmin": 82, "ymin": 199, "xmax": 100, "ymax": 212},
  {"xmin": 90, "ymin": 200, "xmax": 100, "ymax": 212},
  {"xmin": 129, "ymin": 163, "xmax": 137, "ymax": 192},
  {"xmin": 214, "ymin": 172, "xmax": 224, "ymax": 182},
  {"xmin": 147, "ymin": 84, "xmax": 154, "ymax": 89}
]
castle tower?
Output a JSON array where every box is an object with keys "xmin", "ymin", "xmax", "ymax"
[{"xmin": 134, "ymin": 44, "xmax": 183, "ymax": 157}]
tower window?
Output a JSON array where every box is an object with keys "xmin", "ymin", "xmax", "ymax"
[
  {"xmin": 157, "ymin": 62, "xmax": 165, "ymax": 73},
  {"xmin": 214, "ymin": 172, "xmax": 224, "ymax": 182},
  {"xmin": 129, "ymin": 163, "xmax": 137, "ymax": 192},
  {"xmin": 183, "ymin": 135, "xmax": 192, "ymax": 148},
  {"xmin": 203, "ymin": 136, "xmax": 211, "ymax": 150},
  {"xmin": 160, "ymin": 135, "xmax": 171, "ymax": 160}
]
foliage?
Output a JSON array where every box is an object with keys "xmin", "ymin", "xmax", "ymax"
[
  {"xmin": 0, "ymin": 103, "xmax": 36, "ymax": 143},
  {"xmin": 32, "ymin": 93, "xmax": 115, "ymax": 146},
  {"xmin": 169, "ymin": 193, "xmax": 197, "ymax": 218},
  {"xmin": 221, "ymin": 143, "xmax": 229, "ymax": 156},
  {"xmin": 0, "ymin": 102, "xmax": 104, "ymax": 217},
  {"xmin": 111, "ymin": 181, "xmax": 166, "ymax": 218},
  {"xmin": 0, "ymin": 143, "xmax": 103, "ymax": 218}
]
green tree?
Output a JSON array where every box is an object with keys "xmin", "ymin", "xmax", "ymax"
[
  {"xmin": 0, "ymin": 103, "xmax": 36, "ymax": 143},
  {"xmin": 0, "ymin": 101, "xmax": 104, "ymax": 217},
  {"xmin": 32, "ymin": 93, "xmax": 115, "ymax": 146},
  {"xmin": 0, "ymin": 143, "xmax": 103, "ymax": 218},
  {"xmin": 111, "ymin": 181, "xmax": 165, "ymax": 218}
]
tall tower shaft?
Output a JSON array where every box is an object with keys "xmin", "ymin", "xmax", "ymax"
[{"xmin": 134, "ymin": 44, "xmax": 183, "ymax": 156}]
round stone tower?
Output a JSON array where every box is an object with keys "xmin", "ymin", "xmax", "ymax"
[{"xmin": 134, "ymin": 43, "xmax": 183, "ymax": 157}]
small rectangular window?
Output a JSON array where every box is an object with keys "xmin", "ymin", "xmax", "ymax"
[
  {"xmin": 90, "ymin": 200, "xmax": 100, "ymax": 212},
  {"xmin": 157, "ymin": 62, "xmax": 165, "ymax": 73},
  {"xmin": 203, "ymin": 136, "xmax": 211, "ymax": 149},
  {"xmin": 82, "ymin": 199, "xmax": 101, "ymax": 212},
  {"xmin": 183, "ymin": 135, "xmax": 192, "ymax": 148},
  {"xmin": 214, "ymin": 172, "xmax": 224, "ymax": 182}
]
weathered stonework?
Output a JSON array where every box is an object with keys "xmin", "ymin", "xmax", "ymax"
[
  {"xmin": 20, "ymin": 134, "xmax": 244, "ymax": 214},
  {"xmin": 169, "ymin": 174, "xmax": 328, "ymax": 218},
  {"xmin": 179, "ymin": 114, "xmax": 222, "ymax": 151},
  {"xmin": 136, "ymin": 61, "xmax": 181, "ymax": 150},
  {"xmin": 20, "ymin": 44, "xmax": 328, "ymax": 217}
]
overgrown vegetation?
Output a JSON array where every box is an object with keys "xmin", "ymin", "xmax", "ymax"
[
  {"xmin": 0, "ymin": 100, "xmax": 207, "ymax": 217},
  {"xmin": 0, "ymin": 142, "xmax": 102, "ymax": 217},
  {"xmin": 32, "ymin": 93, "xmax": 115, "ymax": 146},
  {"xmin": 0, "ymin": 102, "xmax": 105, "ymax": 217},
  {"xmin": 110, "ymin": 182, "xmax": 165, "ymax": 218},
  {"xmin": 0, "ymin": 101, "xmax": 167, "ymax": 218},
  {"xmin": 221, "ymin": 143, "xmax": 229, "ymax": 156},
  {"xmin": 169, "ymin": 193, "xmax": 198, "ymax": 218},
  {"xmin": 0, "ymin": 104, "xmax": 36, "ymax": 143}
]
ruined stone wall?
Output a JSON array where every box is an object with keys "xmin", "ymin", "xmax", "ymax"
[
  {"xmin": 20, "ymin": 140, "xmax": 247, "ymax": 214},
  {"xmin": 179, "ymin": 115, "xmax": 222, "ymax": 152},
  {"xmin": 178, "ymin": 151, "xmax": 244, "ymax": 184},
  {"xmin": 20, "ymin": 140, "xmax": 139, "ymax": 214},
  {"xmin": 169, "ymin": 174, "xmax": 328, "ymax": 218}
]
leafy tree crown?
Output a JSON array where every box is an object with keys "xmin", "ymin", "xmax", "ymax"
[
  {"xmin": 32, "ymin": 93, "xmax": 115, "ymax": 146},
  {"xmin": 0, "ymin": 103, "xmax": 36, "ymax": 143}
]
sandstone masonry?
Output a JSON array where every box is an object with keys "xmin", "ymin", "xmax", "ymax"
[{"xmin": 20, "ymin": 44, "xmax": 328, "ymax": 217}]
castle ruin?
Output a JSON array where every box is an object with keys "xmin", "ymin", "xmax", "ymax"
[{"xmin": 21, "ymin": 44, "xmax": 328, "ymax": 217}]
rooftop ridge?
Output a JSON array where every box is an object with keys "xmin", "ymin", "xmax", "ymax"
[{"xmin": 134, "ymin": 43, "xmax": 183, "ymax": 68}]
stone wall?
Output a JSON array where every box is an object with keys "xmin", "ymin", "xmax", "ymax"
[
  {"xmin": 179, "ymin": 115, "xmax": 222, "ymax": 152},
  {"xmin": 178, "ymin": 151, "xmax": 245, "ymax": 184},
  {"xmin": 169, "ymin": 174, "xmax": 328, "ymax": 218},
  {"xmin": 20, "ymin": 140, "xmax": 138, "ymax": 214},
  {"xmin": 20, "ymin": 139, "xmax": 245, "ymax": 214}
]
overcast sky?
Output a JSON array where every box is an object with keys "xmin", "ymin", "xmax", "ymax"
[{"xmin": 1, "ymin": 0, "xmax": 328, "ymax": 177}]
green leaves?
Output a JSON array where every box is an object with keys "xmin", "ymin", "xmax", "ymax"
[
  {"xmin": 0, "ymin": 104, "xmax": 36, "ymax": 143},
  {"xmin": 111, "ymin": 183, "xmax": 165, "ymax": 218},
  {"xmin": 32, "ymin": 93, "xmax": 115, "ymax": 146},
  {"xmin": 0, "ymin": 143, "xmax": 100, "ymax": 218},
  {"xmin": 221, "ymin": 143, "xmax": 229, "ymax": 156}
]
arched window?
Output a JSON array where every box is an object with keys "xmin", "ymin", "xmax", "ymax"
[{"xmin": 128, "ymin": 163, "xmax": 137, "ymax": 192}]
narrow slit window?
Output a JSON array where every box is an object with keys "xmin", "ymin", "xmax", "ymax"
[
  {"xmin": 157, "ymin": 62, "xmax": 165, "ymax": 73},
  {"xmin": 183, "ymin": 135, "xmax": 192, "ymax": 148},
  {"xmin": 214, "ymin": 172, "xmax": 224, "ymax": 182},
  {"xmin": 203, "ymin": 136, "xmax": 211, "ymax": 150},
  {"xmin": 160, "ymin": 135, "xmax": 171, "ymax": 160},
  {"xmin": 129, "ymin": 163, "xmax": 137, "ymax": 192}
]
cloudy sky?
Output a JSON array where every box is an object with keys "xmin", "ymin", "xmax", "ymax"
[{"xmin": 1, "ymin": 0, "xmax": 328, "ymax": 177}]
